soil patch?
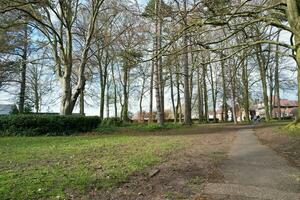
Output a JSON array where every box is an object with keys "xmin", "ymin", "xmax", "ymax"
[
  {"xmin": 254, "ymin": 125, "xmax": 300, "ymax": 168},
  {"xmin": 85, "ymin": 125, "xmax": 237, "ymax": 200}
]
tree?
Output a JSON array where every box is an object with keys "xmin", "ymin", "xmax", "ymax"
[
  {"xmin": 286, "ymin": 0, "xmax": 300, "ymax": 122},
  {"xmin": 3, "ymin": 0, "xmax": 105, "ymax": 115},
  {"xmin": 182, "ymin": 0, "xmax": 192, "ymax": 125}
]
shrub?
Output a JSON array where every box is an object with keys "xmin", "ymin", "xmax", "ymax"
[
  {"xmin": 0, "ymin": 115, "xmax": 100, "ymax": 136},
  {"xmin": 101, "ymin": 117, "xmax": 122, "ymax": 126}
]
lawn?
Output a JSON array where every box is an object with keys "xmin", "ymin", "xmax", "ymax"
[{"xmin": 0, "ymin": 133, "xmax": 186, "ymax": 199}]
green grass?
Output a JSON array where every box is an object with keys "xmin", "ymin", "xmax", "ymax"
[
  {"xmin": 0, "ymin": 134, "xmax": 185, "ymax": 199},
  {"xmin": 95, "ymin": 125, "xmax": 120, "ymax": 133},
  {"xmin": 268, "ymin": 121, "xmax": 300, "ymax": 137},
  {"xmin": 94, "ymin": 122, "xmax": 183, "ymax": 134},
  {"xmin": 129, "ymin": 123, "xmax": 183, "ymax": 132}
]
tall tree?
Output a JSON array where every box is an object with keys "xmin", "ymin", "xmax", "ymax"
[{"xmin": 5, "ymin": 0, "xmax": 105, "ymax": 115}]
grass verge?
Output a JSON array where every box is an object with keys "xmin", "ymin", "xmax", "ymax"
[
  {"xmin": 95, "ymin": 122, "xmax": 183, "ymax": 134},
  {"xmin": 254, "ymin": 121, "xmax": 300, "ymax": 168},
  {"xmin": 0, "ymin": 134, "xmax": 185, "ymax": 199}
]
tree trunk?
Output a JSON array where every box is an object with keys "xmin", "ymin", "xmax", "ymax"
[
  {"xmin": 34, "ymin": 76, "xmax": 39, "ymax": 113},
  {"xmin": 221, "ymin": 55, "xmax": 228, "ymax": 122},
  {"xmin": 295, "ymin": 36, "xmax": 300, "ymax": 121},
  {"xmin": 80, "ymin": 89, "xmax": 84, "ymax": 115},
  {"xmin": 175, "ymin": 64, "xmax": 182, "ymax": 123},
  {"xmin": 286, "ymin": 0, "xmax": 300, "ymax": 122},
  {"xmin": 275, "ymin": 35, "xmax": 281, "ymax": 120},
  {"xmin": 99, "ymin": 52, "xmax": 109, "ymax": 120},
  {"xmin": 202, "ymin": 64, "xmax": 208, "ymax": 122},
  {"xmin": 242, "ymin": 58, "xmax": 250, "ymax": 122},
  {"xmin": 60, "ymin": 72, "xmax": 72, "ymax": 115},
  {"xmin": 183, "ymin": 0, "xmax": 192, "ymax": 125},
  {"xmin": 122, "ymin": 67, "xmax": 130, "ymax": 122},
  {"xmin": 256, "ymin": 44, "xmax": 271, "ymax": 121},
  {"xmin": 230, "ymin": 67, "xmax": 237, "ymax": 124},
  {"xmin": 155, "ymin": 0, "xmax": 164, "ymax": 126},
  {"xmin": 197, "ymin": 66, "xmax": 203, "ymax": 123},
  {"xmin": 269, "ymin": 65, "xmax": 274, "ymax": 119},
  {"xmin": 106, "ymin": 82, "xmax": 110, "ymax": 118},
  {"xmin": 149, "ymin": 57, "xmax": 154, "ymax": 123},
  {"xmin": 169, "ymin": 66, "xmax": 176, "ymax": 123},
  {"xmin": 139, "ymin": 76, "xmax": 146, "ymax": 123},
  {"xmin": 231, "ymin": 86, "xmax": 237, "ymax": 124},
  {"xmin": 111, "ymin": 64, "xmax": 118, "ymax": 118},
  {"xmin": 99, "ymin": 78, "xmax": 106, "ymax": 119},
  {"xmin": 19, "ymin": 24, "xmax": 28, "ymax": 114},
  {"xmin": 209, "ymin": 64, "xmax": 217, "ymax": 122}
]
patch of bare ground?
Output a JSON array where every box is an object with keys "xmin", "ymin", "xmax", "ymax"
[
  {"xmin": 85, "ymin": 125, "xmax": 237, "ymax": 200},
  {"xmin": 254, "ymin": 124, "xmax": 300, "ymax": 168}
]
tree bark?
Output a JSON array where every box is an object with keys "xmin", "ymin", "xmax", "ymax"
[
  {"xmin": 230, "ymin": 64, "xmax": 237, "ymax": 124},
  {"xmin": 111, "ymin": 63, "xmax": 118, "ymax": 118},
  {"xmin": 269, "ymin": 66, "xmax": 274, "ymax": 119},
  {"xmin": 155, "ymin": 0, "xmax": 164, "ymax": 125},
  {"xmin": 169, "ymin": 66, "xmax": 176, "ymax": 123},
  {"xmin": 286, "ymin": 0, "xmax": 300, "ymax": 122},
  {"xmin": 183, "ymin": 0, "xmax": 192, "ymax": 125},
  {"xmin": 256, "ymin": 44, "xmax": 271, "ymax": 121},
  {"xmin": 139, "ymin": 76, "xmax": 146, "ymax": 123},
  {"xmin": 80, "ymin": 89, "xmax": 84, "ymax": 115},
  {"xmin": 221, "ymin": 54, "xmax": 228, "ymax": 122},
  {"xmin": 296, "ymin": 44, "xmax": 300, "ymax": 121},
  {"xmin": 19, "ymin": 24, "xmax": 28, "ymax": 114},
  {"xmin": 275, "ymin": 35, "xmax": 281, "ymax": 120},
  {"xmin": 175, "ymin": 63, "xmax": 182, "ymax": 123},
  {"xmin": 242, "ymin": 58, "xmax": 250, "ymax": 122},
  {"xmin": 122, "ymin": 66, "xmax": 130, "ymax": 122},
  {"xmin": 209, "ymin": 64, "xmax": 217, "ymax": 122},
  {"xmin": 149, "ymin": 57, "xmax": 154, "ymax": 123},
  {"xmin": 202, "ymin": 64, "xmax": 208, "ymax": 122},
  {"xmin": 98, "ymin": 48, "xmax": 109, "ymax": 120},
  {"xmin": 231, "ymin": 80, "xmax": 237, "ymax": 124},
  {"xmin": 197, "ymin": 65, "xmax": 203, "ymax": 123},
  {"xmin": 106, "ymin": 81, "xmax": 110, "ymax": 118}
]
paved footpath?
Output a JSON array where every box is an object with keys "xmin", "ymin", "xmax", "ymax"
[{"xmin": 203, "ymin": 128, "xmax": 300, "ymax": 200}]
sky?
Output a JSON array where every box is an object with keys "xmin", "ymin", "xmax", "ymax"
[{"xmin": 0, "ymin": 0, "xmax": 298, "ymax": 116}]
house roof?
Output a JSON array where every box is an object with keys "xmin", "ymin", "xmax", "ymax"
[
  {"xmin": 277, "ymin": 99, "xmax": 298, "ymax": 107},
  {"xmin": 269, "ymin": 96, "xmax": 297, "ymax": 107},
  {"xmin": 0, "ymin": 104, "xmax": 14, "ymax": 115}
]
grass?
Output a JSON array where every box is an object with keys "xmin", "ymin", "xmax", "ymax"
[
  {"xmin": 128, "ymin": 123, "xmax": 183, "ymax": 132},
  {"xmin": 0, "ymin": 134, "xmax": 186, "ymax": 199},
  {"xmin": 95, "ymin": 122, "xmax": 183, "ymax": 134},
  {"xmin": 266, "ymin": 120, "xmax": 300, "ymax": 137},
  {"xmin": 285, "ymin": 122, "xmax": 300, "ymax": 136}
]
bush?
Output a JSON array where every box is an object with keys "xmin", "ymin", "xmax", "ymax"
[
  {"xmin": 101, "ymin": 117, "xmax": 122, "ymax": 126},
  {"xmin": 0, "ymin": 115, "xmax": 100, "ymax": 136}
]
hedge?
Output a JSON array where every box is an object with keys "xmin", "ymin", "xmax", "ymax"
[{"xmin": 0, "ymin": 115, "xmax": 100, "ymax": 136}]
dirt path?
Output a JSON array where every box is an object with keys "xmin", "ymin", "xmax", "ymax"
[{"xmin": 203, "ymin": 128, "xmax": 300, "ymax": 200}]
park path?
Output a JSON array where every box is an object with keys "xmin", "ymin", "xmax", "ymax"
[{"xmin": 203, "ymin": 128, "xmax": 300, "ymax": 200}]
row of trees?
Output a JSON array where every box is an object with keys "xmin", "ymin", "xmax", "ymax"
[{"xmin": 0, "ymin": 0, "xmax": 299, "ymax": 124}]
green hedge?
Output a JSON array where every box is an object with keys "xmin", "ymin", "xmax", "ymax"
[{"xmin": 0, "ymin": 115, "xmax": 100, "ymax": 136}]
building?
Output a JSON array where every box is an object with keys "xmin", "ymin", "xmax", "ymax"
[
  {"xmin": 254, "ymin": 98, "xmax": 298, "ymax": 118},
  {"xmin": 211, "ymin": 97, "xmax": 298, "ymax": 122},
  {"xmin": 0, "ymin": 104, "xmax": 15, "ymax": 115}
]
